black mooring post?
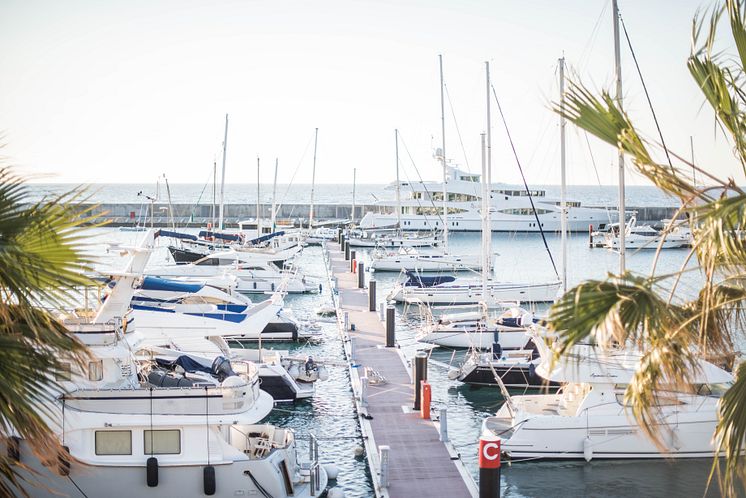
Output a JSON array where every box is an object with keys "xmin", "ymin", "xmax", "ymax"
[
  {"xmin": 369, "ymin": 279, "xmax": 376, "ymax": 312},
  {"xmin": 385, "ymin": 304, "xmax": 395, "ymax": 347},
  {"xmin": 344, "ymin": 241, "xmax": 350, "ymax": 260},
  {"xmin": 479, "ymin": 438, "xmax": 501, "ymax": 498},
  {"xmin": 358, "ymin": 262, "xmax": 365, "ymax": 288},
  {"xmin": 413, "ymin": 351, "xmax": 428, "ymax": 410}
]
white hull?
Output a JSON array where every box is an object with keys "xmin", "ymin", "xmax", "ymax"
[
  {"xmin": 390, "ymin": 280, "xmax": 561, "ymax": 304},
  {"xmin": 486, "ymin": 411, "xmax": 718, "ymax": 460},
  {"xmin": 347, "ymin": 236, "xmax": 439, "ymax": 248},
  {"xmin": 418, "ymin": 328, "xmax": 529, "ymax": 349},
  {"xmin": 606, "ymin": 235, "xmax": 691, "ymax": 250},
  {"xmin": 371, "ymin": 253, "xmax": 483, "ymax": 272},
  {"xmin": 360, "ymin": 210, "xmax": 612, "ymax": 233}
]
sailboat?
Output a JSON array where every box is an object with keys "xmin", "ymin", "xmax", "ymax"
[
  {"xmin": 370, "ymin": 126, "xmax": 485, "ymax": 272},
  {"xmin": 388, "ymin": 61, "xmax": 562, "ymax": 305}
]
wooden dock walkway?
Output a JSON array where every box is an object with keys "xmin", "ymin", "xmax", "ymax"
[{"xmin": 326, "ymin": 242, "xmax": 476, "ymax": 498}]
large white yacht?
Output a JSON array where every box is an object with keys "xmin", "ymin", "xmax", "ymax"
[
  {"xmin": 481, "ymin": 341, "xmax": 732, "ymax": 460},
  {"xmin": 359, "ymin": 159, "xmax": 614, "ymax": 232}
]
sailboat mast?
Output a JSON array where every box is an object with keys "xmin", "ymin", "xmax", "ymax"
[
  {"xmin": 352, "ymin": 167, "xmax": 357, "ymax": 224},
  {"xmin": 439, "ymin": 54, "xmax": 449, "ymax": 252},
  {"xmin": 613, "ymin": 0, "xmax": 625, "ymax": 273},
  {"xmin": 559, "ymin": 57, "xmax": 568, "ymax": 293},
  {"xmin": 309, "ymin": 127, "xmax": 319, "ymax": 229},
  {"xmin": 256, "ymin": 156, "xmax": 261, "ymax": 237},
  {"xmin": 395, "ymin": 129, "xmax": 401, "ymax": 228},
  {"xmin": 484, "ymin": 61, "xmax": 493, "ymax": 279},
  {"xmin": 271, "ymin": 158, "xmax": 278, "ymax": 232},
  {"xmin": 218, "ymin": 113, "xmax": 229, "ymax": 231},
  {"xmin": 212, "ymin": 160, "xmax": 216, "ymax": 228},
  {"xmin": 481, "ymin": 132, "xmax": 488, "ymax": 296}
]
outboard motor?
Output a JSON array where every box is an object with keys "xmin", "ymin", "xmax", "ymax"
[{"xmin": 211, "ymin": 356, "xmax": 237, "ymax": 382}]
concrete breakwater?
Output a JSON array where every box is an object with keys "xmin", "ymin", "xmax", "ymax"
[{"xmin": 69, "ymin": 202, "xmax": 682, "ymax": 228}]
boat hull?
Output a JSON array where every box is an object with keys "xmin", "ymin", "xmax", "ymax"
[{"xmin": 390, "ymin": 281, "xmax": 561, "ymax": 304}]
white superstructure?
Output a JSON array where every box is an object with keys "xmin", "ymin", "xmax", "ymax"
[{"xmin": 360, "ymin": 162, "xmax": 615, "ymax": 232}]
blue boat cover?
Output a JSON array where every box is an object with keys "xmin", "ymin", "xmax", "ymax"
[
  {"xmin": 404, "ymin": 271, "xmax": 456, "ymax": 288},
  {"xmin": 199, "ymin": 231, "xmax": 241, "ymax": 242},
  {"xmin": 247, "ymin": 231, "xmax": 285, "ymax": 245},
  {"xmin": 141, "ymin": 276, "xmax": 204, "ymax": 294},
  {"xmin": 156, "ymin": 229, "xmax": 199, "ymax": 241}
]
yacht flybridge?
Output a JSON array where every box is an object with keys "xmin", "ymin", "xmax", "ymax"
[
  {"xmin": 360, "ymin": 162, "xmax": 614, "ymax": 232},
  {"xmin": 482, "ymin": 342, "xmax": 732, "ymax": 460}
]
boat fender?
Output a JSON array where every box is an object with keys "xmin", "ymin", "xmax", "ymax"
[
  {"xmin": 7, "ymin": 436, "xmax": 20, "ymax": 462},
  {"xmin": 324, "ymin": 463, "xmax": 340, "ymax": 480},
  {"xmin": 318, "ymin": 365, "xmax": 329, "ymax": 381},
  {"xmin": 146, "ymin": 456, "xmax": 159, "ymax": 487},
  {"xmin": 583, "ymin": 437, "xmax": 593, "ymax": 462},
  {"xmin": 328, "ymin": 487, "xmax": 346, "ymax": 498},
  {"xmin": 271, "ymin": 283, "xmax": 275, "ymax": 292},
  {"xmin": 447, "ymin": 368, "xmax": 461, "ymax": 380},
  {"xmin": 288, "ymin": 364, "xmax": 300, "ymax": 379},
  {"xmin": 492, "ymin": 342, "xmax": 502, "ymax": 361},
  {"xmin": 59, "ymin": 445, "xmax": 70, "ymax": 476},
  {"xmin": 528, "ymin": 363, "xmax": 536, "ymax": 379},
  {"xmin": 670, "ymin": 426, "xmax": 681, "ymax": 451},
  {"xmin": 319, "ymin": 283, "xmax": 323, "ymax": 292},
  {"xmin": 203, "ymin": 465, "xmax": 216, "ymax": 495}
]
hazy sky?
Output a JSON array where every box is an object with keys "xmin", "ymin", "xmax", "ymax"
[{"xmin": 0, "ymin": 0, "xmax": 740, "ymax": 186}]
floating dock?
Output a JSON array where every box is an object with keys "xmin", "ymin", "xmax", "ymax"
[{"xmin": 325, "ymin": 241, "xmax": 477, "ymax": 498}]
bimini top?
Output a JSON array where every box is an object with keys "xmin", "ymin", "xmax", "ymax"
[
  {"xmin": 141, "ymin": 276, "xmax": 204, "ymax": 294},
  {"xmin": 404, "ymin": 272, "xmax": 456, "ymax": 288},
  {"xmin": 537, "ymin": 344, "xmax": 733, "ymax": 385}
]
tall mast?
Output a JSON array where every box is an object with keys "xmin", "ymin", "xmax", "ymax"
[
  {"xmin": 559, "ymin": 57, "xmax": 568, "ymax": 293},
  {"xmin": 256, "ymin": 156, "xmax": 261, "ymax": 237},
  {"xmin": 309, "ymin": 127, "xmax": 319, "ymax": 229},
  {"xmin": 481, "ymin": 132, "xmax": 488, "ymax": 297},
  {"xmin": 211, "ymin": 160, "xmax": 216, "ymax": 228},
  {"xmin": 485, "ymin": 61, "xmax": 493, "ymax": 280},
  {"xmin": 271, "ymin": 158, "xmax": 279, "ymax": 232},
  {"xmin": 218, "ymin": 113, "xmax": 229, "ymax": 231},
  {"xmin": 352, "ymin": 167, "xmax": 357, "ymax": 224},
  {"xmin": 395, "ymin": 129, "xmax": 401, "ymax": 228},
  {"xmin": 613, "ymin": 0, "xmax": 625, "ymax": 273},
  {"xmin": 439, "ymin": 54, "xmax": 449, "ymax": 252}
]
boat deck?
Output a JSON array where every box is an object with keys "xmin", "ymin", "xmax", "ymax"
[{"xmin": 326, "ymin": 242, "xmax": 476, "ymax": 498}]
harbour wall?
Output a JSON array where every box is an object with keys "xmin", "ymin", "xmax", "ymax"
[{"xmin": 72, "ymin": 203, "xmax": 682, "ymax": 228}]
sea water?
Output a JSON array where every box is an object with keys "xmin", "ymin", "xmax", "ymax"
[{"xmin": 84, "ymin": 223, "xmax": 739, "ymax": 497}]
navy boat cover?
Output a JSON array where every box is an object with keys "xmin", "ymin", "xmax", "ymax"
[{"xmin": 404, "ymin": 271, "xmax": 456, "ymax": 287}]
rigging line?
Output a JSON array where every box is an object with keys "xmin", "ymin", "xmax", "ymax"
[
  {"xmin": 397, "ymin": 132, "xmax": 443, "ymax": 228},
  {"xmin": 190, "ymin": 170, "xmax": 215, "ymax": 224},
  {"xmin": 583, "ymin": 130, "xmax": 614, "ymax": 225},
  {"xmin": 619, "ymin": 13, "xmax": 674, "ymax": 172},
  {"xmin": 578, "ymin": 0, "xmax": 610, "ymax": 72},
  {"xmin": 276, "ymin": 133, "xmax": 315, "ymax": 214},
  {"xmin": 443, "ymin": 83, "xmax": 472, "ymax": 172},
  {"xmin": 490, "ymin": 84, "xmax": 559, "ymax": 278}
]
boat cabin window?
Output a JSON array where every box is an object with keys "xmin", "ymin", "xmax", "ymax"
[
  {"xmin": 55, "ymin": 362, "xmax": 72, "ymax": 381},
  {"xmin": 195, "ymin": 257, "xmax": 220, "ymax": 266},
  {"xmin": 95, "ymin": 430, "xmax": 132, "ymax": 455},
  {"xmin": 88, "ymin": 360, "xmax": 103, "ymax": 381},
  {"xmin": 615, "ymin": 391, "xmax": 685, "ymax": 407},
  {"xmin": 144, "ymin": 429, "xmax": 181, "ymax": 455}
]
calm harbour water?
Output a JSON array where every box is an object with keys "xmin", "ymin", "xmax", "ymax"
[{"xmin": 88, "ymin": 224, "xmax": 740, "ymax": 498}]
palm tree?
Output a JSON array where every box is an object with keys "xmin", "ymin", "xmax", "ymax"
[
  {"xmin": 548, "ymin": 0, "xmax": 746, "ymax": 494},
  {"xmin": 0, "ymin": 165, "xmax": 97, "ymax": 496}
]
